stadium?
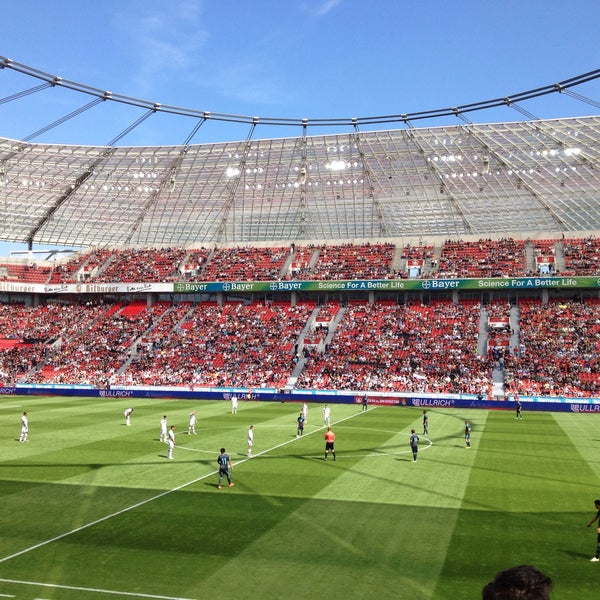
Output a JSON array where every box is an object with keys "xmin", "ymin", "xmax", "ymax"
[{"xmin": 1, "ymin": 53, "xmax": 600, "ymax": 600}]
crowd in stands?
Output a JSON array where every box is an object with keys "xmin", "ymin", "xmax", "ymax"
[
  {"xmin": 25, "ymin": 301, "xmax": 163, "ymax": 385},
  {"xmin": 398, "ymin": 243, "xmax": 436, "ymax": 278},
  {"xmin": 73, "ymin": 249, "xmax": 114, "ymax": 282},
  {"xmin": 0, "ymin": 302, "xmax": 110, "ymax": 383},
  {"xmin": 505, "ymin": 297, "xmax": 600, "ymax": 397},
  {"xmin": 0, "ymin": 302, "xmax": 121, "ymax": 346},
  {"xmin": 0, "ymin": 263, "xmax": 53, "ymax": 284},
  {"xmin": 302, "ymin": 243, "xmax": 396, "ymax": 280},
  {"xmin": 95, "ymin": 247, "xmax": 188, "ymax": 283},
  {"xmin": 401, "ymin": 243, "xmax": 435, "ymax": 262},
  {"xmin": 180, "ymin": 248, "xmax": 211, "ymax": 279},
  {"xmin": 296, "ymin": 299, "xmax": 489, "ymax": 394},
  {"xmin": 486, "ymin": 300, "xmax": 513, "ymax": 361},
  {"xmin": 2, "ymin": 235, "xmax": 600, "ymax": 398},
  {"xmin": 0, "ymin": 295, "xmax": 599, "ymax": 397},
  {"xmin": 437, "ymin": 238, "xmax": 526, "ymax": 278},
  {"xmin": 561, "ymin": 236, "xmax": 600, "ymax": 276},
  {"xmin": 288, "ymin": 244, "xmax": 315, "ymax": 278},
  {"xmin": 191, "ymin": 246, "xmax": 290, "ymax": 282},
  {"xmin": 0, "ymin": 296, "xmax": 514, "ymax": 396},
  {"xmin": 111, "ymin": 300, "xmax": 315, "ymax": 389},
  {"xmin": 2, "ymin": 236, "xmax": 600, "ymax": 285},
  {"xmin": 47, "ymin": 252, "xmax": 94, "ymax": 283}
]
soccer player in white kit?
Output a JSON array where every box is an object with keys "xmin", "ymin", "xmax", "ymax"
[
  {"xmin": 159, "ymin": 415, "xmax": 168, "ymax": 443},
  {"xmin": 167, "ymin": 426, "xmax": 176, "ymax": 459},
  {"xmin": 19, "ymin": 411, "xmax": 28, "ymax": 442},
  {"xmin": 231, "ymin": 395, "xmax": 238, "ymax": 414},
  {"xmin": 124, "ymin": 407, "xmax": 134, "ymax": 426},
  {"xmin": 302, "ymin": 402, "xmax": 308, "ymax": 423},
  {"xmin": 322, "ymin": 404, "xmax": 331, "ymax": 427},
  {"xmin": 188, "ymin": 410, "xmax": 197, "ymax": 435},
  {"xmin": 247, "ymin": 425, "xmax": 254, "ymax": 457}
]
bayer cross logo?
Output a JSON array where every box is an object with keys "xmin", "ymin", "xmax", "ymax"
[
  {"xmin": 223, "ymin": 283, "xmax": 231, "ymax": 291},
  {"xmin": 269, "ymin": 283, "xmax": 278, "ymax": 291},
  {"xmin": 422, "ymin": 280, "xmax": 431, "ymax": 289}
]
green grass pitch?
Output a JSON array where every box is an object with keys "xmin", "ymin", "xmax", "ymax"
[{"xmin": 0, "ymin": 395, "xmax": 598, "ymax": 599}]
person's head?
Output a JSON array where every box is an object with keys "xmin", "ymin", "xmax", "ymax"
[
  {"xmin": 23, "ymin": 411, "xmax": 27, "ymax": 416},
  {"xmin": 594, "ymin": 499, "xmax": 600, "ymax": 509},
  {"xmin": 170, "ymin": 425, "xmax": 175, "ymax": 430},
  {"xmin": 163, "ymin": 415, "xmax": 166, "ymax": 419},
  {"xmin": 482, "ymin": 565, "xmax": 552, "ymax": 600},
  {"xmin": 220, "ymin": 447, "xmax": 226, "ymax": 454},
  {"xmin": 411, "ymin": 429, "xmax": 416, "ymax": 434},
  {"xmin": 249, "ymin": 425, "xmax": 253, "ymax": 430}
]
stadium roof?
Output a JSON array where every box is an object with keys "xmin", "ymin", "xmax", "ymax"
[{"xmin": 2, "ymin": 58, "xmax": 600, "ymax": 249}]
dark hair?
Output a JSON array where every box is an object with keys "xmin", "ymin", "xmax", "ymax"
[
  {"xmin": 482, "ymin": 565, "xmax": 552, "ymax": 600},
  {"xmin": 220, "ymin": 447, "xmax": 226, "ymax": 453}
]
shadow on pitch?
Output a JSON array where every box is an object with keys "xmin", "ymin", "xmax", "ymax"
[
  {"xmin": 562, "ymin": 549, "xmax": 592, "ymax": 560},
  {"xmin": 421, "ymin": 452, "xmax": 599, "ymax": 491}
]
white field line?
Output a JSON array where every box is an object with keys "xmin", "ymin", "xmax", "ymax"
[
  {"xmin": 0, "ymin": 408, "xmax": 367, "ymax": 567},
  {"xmin": 0, "ymin": 577, "xmax": 195, "ymax": 599},
  {"xmin": 1, "ymin": 408, "xmax": 426, "ymax": 599}
]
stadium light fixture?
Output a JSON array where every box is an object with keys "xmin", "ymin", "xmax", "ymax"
[{"xmin": 327, "ymin": 160, "xmax": 346, "ymax": 171}]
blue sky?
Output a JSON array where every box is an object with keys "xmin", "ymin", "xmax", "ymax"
[{"xmin": 1, "ymin": 0, "xmax": 600, "ymax": 255}]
